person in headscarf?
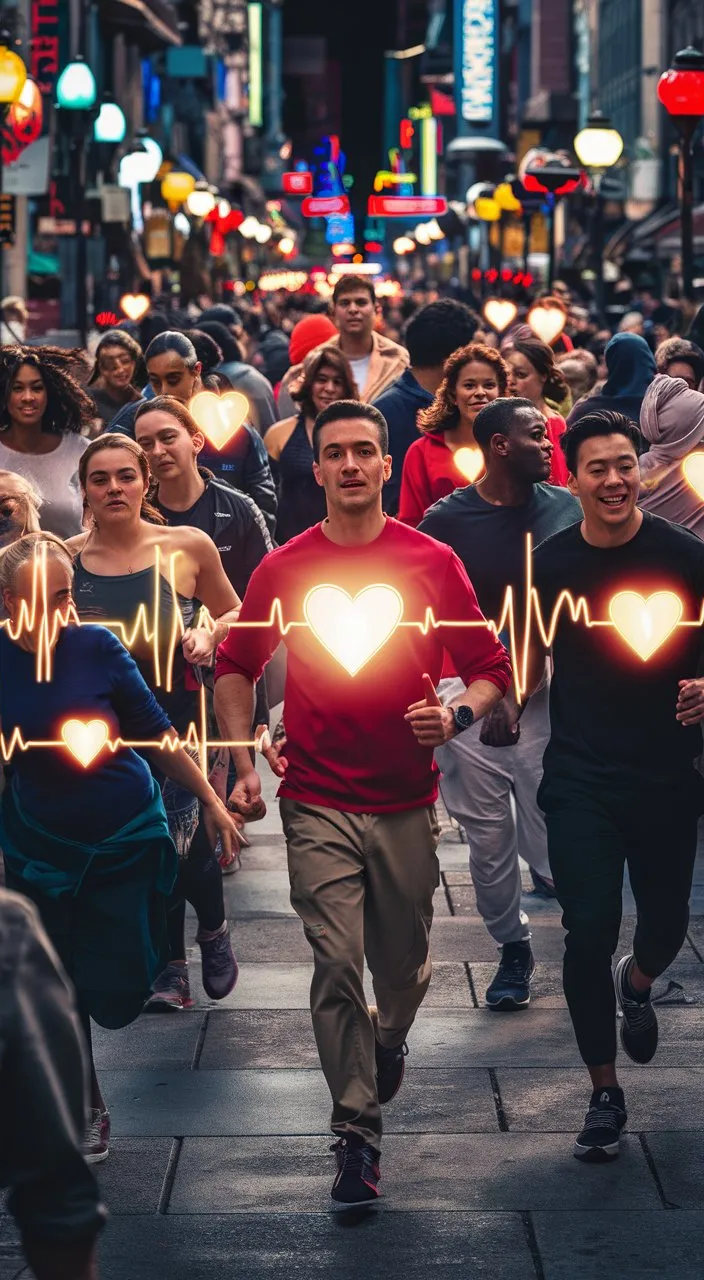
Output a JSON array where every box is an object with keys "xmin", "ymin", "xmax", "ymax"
[
  {"xmin": 567, "ymin": 333, "xmax": 656, "ymax": 428},
  {"xmin": 638, "ymin": 373, "xmax": 704, "ymax": 537}
]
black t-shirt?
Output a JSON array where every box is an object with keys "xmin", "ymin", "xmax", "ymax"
[
  {"xmin": 533, "ymin": 512, "xmax": 704, "ymax": 787},
  {"xmin": 156, "ymin": 474, "xmax": 272, "ymax": 600},
  {"xmin": 419, "ymin": 482, "xmax": 582, "ymax": 622}
]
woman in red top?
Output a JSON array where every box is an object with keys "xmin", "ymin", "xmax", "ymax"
[
  {"xmin": 398, "ymin": 343, "xmax": 508, "ymax": 526},
  {"xmin": 505, "ymin": 339, "xmax": 570, "ymax": 485}
]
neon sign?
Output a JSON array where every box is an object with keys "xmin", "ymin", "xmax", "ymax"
[
  {"xmin": 459, "ymin": 0, "xmax": 497, "ymax": 125},
  {"xmin": 367, "ymin": 195, "xmax": 447, "ymax": 217}
]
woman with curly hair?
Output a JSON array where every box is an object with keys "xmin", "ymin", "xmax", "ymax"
[
  {"xmin": 506, "ymin": 338, "xmax": 571, "ymax": 485},
  {"xmin": 0, "ymin": 348, "xmax": 94, "ymax": 537},
  {"xmin": 399, "ymin": 343, "xmax": 507, "ymax": 526},
  {"xmin": 87, "ymin": 330, "xmax": 144, "ymax": 430},
  {"xmin": 264, "ymin": 346, "xmax": 358, "ymax": 542}
]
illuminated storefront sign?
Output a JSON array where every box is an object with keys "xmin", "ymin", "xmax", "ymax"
[
  {"xmin": 367, "ymin": 195, "xmax": 447, "ymax": 217},
  {"xmin": 456, "ymin": 0, "xmax": 498, "ymax": 127}
]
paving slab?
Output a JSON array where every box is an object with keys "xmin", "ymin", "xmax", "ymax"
[
  {"xmin": 169, "ymin": 1130, "xmax": 657, "ymax": 1214},
  {"xmin": 200, "ymin": 1009, "xmax": 320, "ymax": 1069},
  {"xmin": 93, "ymin": 1138, "xmax": 173, "ymax": 1214},
  {"xmin": 91, "ymin": 1013, "xmax": 204, "ymax": 1071},
  {"xmin": 637, "ymin": 1131, "xmax": 704, "ymax": 1207},
  {"xmin": 497, "ymin": 1067, "xmax": 704, "ymax": 1131},
  {"xmin": 96, "ymin": 1212, "xmax": 537, "ymax": 1280},
  {"xmin": 227, "ymin": 916, "xmax": 313, "ymax": 963},
  {"xmin": 533, "ymin": 1210, "xmax": 704, "ymax": 1280},
  {"xmin": 469, "ymin": 960, "xmax": 704, "ymax": 1009},
  {"xmin": 101, "ymin": 1067, "xmax": 498, "ymax": 1137}
]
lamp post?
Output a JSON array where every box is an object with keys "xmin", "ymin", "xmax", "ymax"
[
  {"xmin": 573, "ymin": 111, "xmax": 624, "ymax": 320},
  {"xmin": 0, "ymin": 32, "xmax": 27, "ymax": 299},
  {"xmin": 657, "ymin": 47, "xmax": 704, "ymax": 302},
  {"xmin": 56, "ymin": 55, "xmax": 97, "ymax": 347},
  {"xmin": 523, "ymin": 160, "xmax": 583, "ymax": 289}
]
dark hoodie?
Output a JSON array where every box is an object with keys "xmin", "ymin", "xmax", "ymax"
[
  {"xmin": 566, "ymin": 332, "xmax": 656, "ymax": 428},
  {"xmin": 373, "ymin": 368, "xmax": 434, "ymax": 515}
]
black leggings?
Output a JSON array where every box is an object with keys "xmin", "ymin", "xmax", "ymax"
[
  {"xmin": 541, "ymin": 778, "xmax": 700, "ymax": 1066},
  {"xmin": 167, "ymin": 816, "xmax": 225, "ymax": 961}
]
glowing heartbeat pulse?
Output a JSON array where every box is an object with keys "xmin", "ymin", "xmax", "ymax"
[{"xmin": 4, "ymin": 539, "xmax": 703, "ymax": 765}]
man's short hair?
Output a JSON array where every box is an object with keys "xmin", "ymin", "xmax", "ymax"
[
  {"xmin": 404, "ymin": 299, "xmax": 480, "ymax": 368},
  {"xmin": 561, "ymin": 410, "xmax": 642, "ymax": 474},
  {"xmin": 472, "ymin": 398, "xmax": 536, "ymax": 451},
  {"xmin": 331, "ymin": 275, "xmax": 376, "ymax": 307},
  {"xmin": 312, "ymin": 400, "xmax": 389, "ymax": 462}
]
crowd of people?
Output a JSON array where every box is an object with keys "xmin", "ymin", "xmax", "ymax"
[{"xmin": 3, "ymin": 268, "xmax": 704, "ymax": 1265}]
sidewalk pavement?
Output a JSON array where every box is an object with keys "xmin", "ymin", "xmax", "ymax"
[{"xmin": 3, "ymin": 768, "xmax": 704, "ymax": 1279}]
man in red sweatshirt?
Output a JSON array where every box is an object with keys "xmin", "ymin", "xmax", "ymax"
[{"xmin": 214, "ymin": 399, "xmax": 511, "ymax": 1206}]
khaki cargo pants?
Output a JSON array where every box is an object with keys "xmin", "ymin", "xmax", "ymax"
[{"xmin": 279, "ymin": 798, "xmax": 441, "ymax": 1149}]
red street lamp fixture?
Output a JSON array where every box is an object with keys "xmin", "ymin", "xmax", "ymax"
[{"xmin": 657, "ymin": 46, "xmax": 704, "ymax": 301}]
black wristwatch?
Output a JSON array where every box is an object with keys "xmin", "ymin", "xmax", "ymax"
[{"xmin": 452, "ymin": 705, "xmax": 475, "ymax": 734}]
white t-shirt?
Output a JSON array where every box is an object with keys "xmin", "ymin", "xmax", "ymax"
[
  {"xmin": 0, "ymin": 433, "xmax": 89, "ymax": 538},
  {"xmin": 348, "ymin": 353, "xmax": 371, "ymax": 396}
]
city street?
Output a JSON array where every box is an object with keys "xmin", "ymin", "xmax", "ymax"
[{"xmin": 4, "ymin": 761, "xmax": 704, "ymax": 1279}]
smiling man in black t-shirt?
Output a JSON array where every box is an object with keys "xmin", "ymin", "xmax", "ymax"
[{"xmin": 532, "ymin": 409, "xmax": 704, "ymax": 1164}]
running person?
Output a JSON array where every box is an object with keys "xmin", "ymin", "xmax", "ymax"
[
  {"xmin": 214, "ymin": 400, "xmax": 511, "ymax": 1204},
  {"xmin": 67, "ymin": 435, "xmax": 243, "ymax": 1011},
  {"xmin": 530, "ymin": 409, "xmax": 704, "ymax": 1162}
]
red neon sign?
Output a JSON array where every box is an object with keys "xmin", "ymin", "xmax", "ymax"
[
  {"xmin": 283, "ymin": 171, "xmax": 313, "ymax": 195},
  {"xmin": 400, "ymin": 118, "xmax": 414, "ymax": 149},
  {"xmin": 367, "ymin": 195, "xmax": 447, "ymax": 217},
  {"xmin": 301, "ymin": 194, "xmax": 350, "ymax": 217}
]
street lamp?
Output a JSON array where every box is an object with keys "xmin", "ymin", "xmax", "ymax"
[
  {"xmin": 94, "ymin": 100, "xmax": 126, "ymax": 144},
  {"xmin": 0, "ymin": 32, "xmax": 28, "ymax": 297},
  {"xmin": 574, "ymin": 111, "xmax": 624, "ymax": 319},
  {"xmin": 161, "ymin": 169, "xmax": 196, "ymax": 212},
  {"xmin": 55, "ymin": 55, "xmax": 98, "ymax": 348},
  {"xmin": 657, "ymin": 47, "xmax": 704, "ymax": 302},
  {"xmin": 186, "ymin": 181, "xmax": 217, "ymax": 219}
]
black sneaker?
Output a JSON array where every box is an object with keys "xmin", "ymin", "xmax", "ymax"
[
  {"xmin": 614, "ymin": 954, "xmax": 658, "ymax": 1064},
  {"xmin": 369, "ymin": 1007, "xmax": 408, "ymax": 1104},
  {"xmin": 574, "ymin": 1089, "xmax": 627, "ymax": 1162},
  {"xmin": 485, "ymin": 941, "xmax": 535, "ymax": 1010},
  {"xmin": 330, "ymin": 1137, "xmax": 381, "ymax": 1205}
]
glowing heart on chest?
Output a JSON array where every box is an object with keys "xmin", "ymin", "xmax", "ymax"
[
  {"xmin": 189, "ymin": 391, "xmax": 249, "ymax": 451},
  {"xmin": 303, "ymin": 584, "xmax": 404, "ymax": 675},
  {"xmin": 683, "ymin": 452, "xmax": 704, "ymax": 502},
  {"xmin": 453, "ymin": 446, "xmax": 485, "ymax": 483},
  {"xmin": 61, "ymin": 718, "xmax": 109, "ymax": 767},
  {"xmin": 608, "ymin": 591, "xmax": 683, "ymax": 661}
]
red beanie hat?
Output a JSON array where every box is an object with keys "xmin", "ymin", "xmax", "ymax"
[{"xmin": 289, "ymin": 314, "xmax": 338, "ymax": 366}]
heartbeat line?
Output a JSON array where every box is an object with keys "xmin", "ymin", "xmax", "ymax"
[{"xmin": 4, "ymin": 538, "xmax": 703, "ymax": 764}]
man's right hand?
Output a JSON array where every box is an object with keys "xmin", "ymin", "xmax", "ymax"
[{"xmin": 260, "ymin": 732, "xmax": 288, "ymax": 779}]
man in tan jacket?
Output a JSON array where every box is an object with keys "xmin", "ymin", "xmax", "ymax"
[{"xmin": 277, "ymin": 274, "xmax": 409, "ymax": 414}]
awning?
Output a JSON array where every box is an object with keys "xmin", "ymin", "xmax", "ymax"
[
  {"xmin": 652, "ymin": 204, "xmax": 704, "ymax": 255},
  {"xmin": 100, "ymin": 0, "xmax": 181, "ymax": 48},
  {"xmin": 602, "ymin": 202, "xmax": 679, "ymax": 262}
]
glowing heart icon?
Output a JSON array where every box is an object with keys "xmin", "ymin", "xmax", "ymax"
[
  {"xmin": 189, "ymin": 391, "xmax": 249, "ymax": 451},
  {"xmin": 120, "ymin": 293, "xmax": 150, "ymax": 322},
  {"xmin": 608, "ymin": 591, "xmax": 683, "ymax": 661},
  {"xmin": 453, "ymin": 446, "xmax": 485, "ymax": 483},
  {"xmin": 683, "ymin": 452, "xmax": 704, "ymax": 502},
  {"xmin": 61, "ymin": 719, "xmax": 109, "ymax": 768},
  {"xmin": 483, "ymin": 299, "xmax": 518, "ymax": 333},
  {"xmin": 527, "ymin": 301, "xmax": 567, "ymax": 346},
  {"xmin": 304, "ymin": 584, "xmax": 403, "ymax": 675}
]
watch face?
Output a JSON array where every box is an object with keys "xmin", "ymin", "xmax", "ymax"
[{"xmin": 454, "ymin": 705, "xmax": 474, "ymax": 730}]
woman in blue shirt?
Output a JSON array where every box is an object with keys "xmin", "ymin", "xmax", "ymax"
[{"xmin": 0, "ymin": 531, "xmax": 240, "ymax": 1164}]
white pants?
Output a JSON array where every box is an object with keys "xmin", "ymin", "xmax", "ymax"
[{"xmin": 435, "ymin": 678, "xmax": 552, "ymax": 947}]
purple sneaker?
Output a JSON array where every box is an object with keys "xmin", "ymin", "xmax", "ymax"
[{"xmin": 197, "ymin": 924, "xmax": 239, "ymax": 1000}]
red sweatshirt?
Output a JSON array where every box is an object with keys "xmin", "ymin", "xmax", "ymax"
[
  {"xmin": 215, "ymin": 518, "xmax": 511, "ymax": 814},
  {"xmin": 399, "ymin": 422, "xmax": 569, "ymax": 527}
]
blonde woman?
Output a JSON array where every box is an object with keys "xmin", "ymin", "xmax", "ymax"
[{"xmin": 0, "ymin": 471, "xmax": 42, "ymax": 547}]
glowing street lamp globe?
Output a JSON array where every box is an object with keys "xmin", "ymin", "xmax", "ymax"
[
  {"xmin": 56, "ymin": 57, "xmax": 97, "ymax": 110},
  {"xmin": 0, "ymin": 40, "xmax": 26, "ymax": 105},
  {"xmin": 657, "ymin": 46, "xmax": 704, "ymax": 121},
  {"xmin": 161, "ymin": 170, "xmax": 196, "ymax": 211},
  {"xmin": 94, "ymin": 101, "xmax": 126, "ymax": 144},
  {"xmin": 186, "ymin": 182, "xmax": 217, "ymax": 218},
  {"xmin": 574, "ymin": 111, "xmax": 624, "ymax": 171}
]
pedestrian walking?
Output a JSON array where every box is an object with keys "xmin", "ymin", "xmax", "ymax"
[
  {"xmin": 419, "ymin": 398, "xmax": 581, "ymax": 1008},
  {"xmin": 0, "ymin": 348, "xmax": 95, "ymax": 538},
  {"xmin": 505, "ymin": 339, "xmax": 571, "ymax": 484},
  {"xmin": 399, "ymin": 343, "xmax": 508, "ymax": 526},
  {"xmin": 68, "ymin": 435, "xmax": 243, "ymax": 1012},
  {"xmin": 639, "ymin": 374, "xmax": 704, "ymax": 536},
  {"xmin": 265, "ymin": 347, "xmax": 358, "ymax": 542},
  {"xmin": 0, "ymin": 532, "xmax": 239, "ymax": 1162},
  {"xmin": 214, "ymin": 399, "xmax": 511, "ymax": 1204},
  {"xmin": 530, "ymin": 409, "xmax": 704, "ymax": 1162},
  {"xmin": 566, "ymin": 333, "xmax": 655, "ymax": 428},
  {"xmin": 86, "ymin": 330, "xmax": 144, "ymax": 431}
]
